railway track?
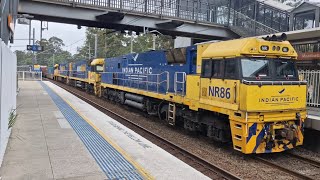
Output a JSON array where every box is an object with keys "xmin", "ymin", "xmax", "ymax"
[
  {"xmin": 253, "ymin": 152, "xmax": 320, "ymax": 180},
  {"xmin": 286, "ymin": 152, "xmax": 320, "ymax": 169},
  {"xmin": 47, "ymin": 79, "xmax": 241, "ymax": 180},
  {"xmin": 253, "ymin": 156, "xmax": 314, "ymax": 180}
]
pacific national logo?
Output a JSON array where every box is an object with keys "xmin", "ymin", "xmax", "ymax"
[{"xmin": 278, "ymin": 88, "xmax": 285, "ymax": 94}]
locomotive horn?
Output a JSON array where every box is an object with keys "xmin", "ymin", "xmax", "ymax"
[
  {"xmin": 279, "ymin": 33, "xmax": 287, "ymax": 41},
  {"xmin": 262, "ymin": 33, "xmax": 287, "ymax": 42}
]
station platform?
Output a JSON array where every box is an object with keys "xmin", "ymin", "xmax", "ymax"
[
  {"xmin": 304, "ymin": 107, "xmax": 320, "ymax": 152},
  {"xmin": 0, "ymin": 81, "xmax": 209, "ymax": 180},
  {"xmin": 306, "ymin": 107, "xmax": 320, "ymax": 131}
]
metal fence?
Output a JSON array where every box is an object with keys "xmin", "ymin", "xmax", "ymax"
[
  {"xmin": 17, "ymin": 71, "xmax": 42, "ymax": 81},
  {"xmin": 299, "ymin": 70, "xmax": 320, "ymax": 107}
]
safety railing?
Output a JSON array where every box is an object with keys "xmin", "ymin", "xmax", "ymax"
[
  {"xmin": 101, "ymin": 71, "xmax": 169, "ymax": 94},
  {"xmin": 58, "ymin": 70, "xmax": 69, "ymax": 76},
  {"xmin": 43, "ymin": 0, "xmax": 231, "ymax": 25},
  {"xmin": 17, "ymin": 71, "xmax": 42, "ymax": 81},
  {"xmin": 299, "ymin": 70, "xmax": 320, "ymax": 107},
  {"xmin": 228, "ymin": 7, "xmax": 279, "ymax": 36},
  {"xmin": 69, "ymin": 70, "xmax": 88, "ymax": 79},
  {"xmin": 174, "ymin": 72, "xmax": 186, "ymax": 96}
]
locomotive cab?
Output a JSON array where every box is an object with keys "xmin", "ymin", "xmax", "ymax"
[
  {"xmin": 192, "ymin": 35, "xmax": 307, "ymax": 153},
  {"xmin": 53, "ymin": 64, "xmax": 59, "ymax": 80},
  {"xmin": 89, "ymin": 58, "xmax": 105, "ymax": 96}
]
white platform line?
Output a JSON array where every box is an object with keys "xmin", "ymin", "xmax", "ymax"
[{"xmin": 308, "ymin": 115, "xmax": 320, "ymax": 121}]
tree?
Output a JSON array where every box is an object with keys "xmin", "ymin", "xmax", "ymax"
[
  {"xmin": 73, "ymin": 27, "xmax": 174, "ymax": 60},
  {"xmin": 15, "ymin": 50, "xmax": 33, "ymax": 65},
  {"xmin": 15, "ymin": 36, "xmax": 72, "ymax": 66},
  {"xmin": 36, "ymin": 36, "xmax": 72, "ymax": 65}
]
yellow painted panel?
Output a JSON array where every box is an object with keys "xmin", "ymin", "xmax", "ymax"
[
  {"xmin": 69, "ymin": 76, "xmax": 88, "ymax": 83},
  {"xmin": 88, "ymin": 72, "xmax": 101, "ymax": 84},
  {"xmin": 199, "ymin": 78, "xmax": 239, "ymax": 111},
  {"xmin": 80, "ymin": 65, "xmax": 86, "ymax": 71},
  {"xmin": 240, "ymin": 84, "xmax": 307, "ymax": 112},
  {"xmin": 196, "ymin": 43, "xmax": 210, "ymax": 74},
  {"xmin": 69, "ymin": 63, "xmax": 73, "ymax": 71},
  {"xmin": 91, "ymin": 58, "xmax": 105, "ymax": 65},
  {"xmin": 186, "ymin": 75, "xmax": 200, "ymax": 101},
  {"xmin": 200, "ymin": 38, "xmax": 297, "ymax": 59}
]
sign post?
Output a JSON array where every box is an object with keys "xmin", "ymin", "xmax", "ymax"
[{"xmin": 27, "ymin": 45, "xmax": 44, "ymax": 52}]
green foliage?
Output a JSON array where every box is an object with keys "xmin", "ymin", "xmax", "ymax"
[
  {"xmin": 73, "ymin": 27, "xmax": 174, "ymax": 59},
  {"xmin": 8, "ymin": 108, "xmax": 17, "ymax": 129},
  {"xmin": 16, "ymin": 28, "xmax": 174, "ymax": 66},
  {"xmin": 15, "ymin": 36, "xmax": 72, "ymax": 66}
]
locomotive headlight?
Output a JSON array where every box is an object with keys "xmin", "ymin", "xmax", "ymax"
[
  {"xmin": 282, "ymin": 47, "xmax": 289, "ymax": 52},
  {"xmin": 261, "ymin": 45, "xmax": 269, "ymax": 51}
]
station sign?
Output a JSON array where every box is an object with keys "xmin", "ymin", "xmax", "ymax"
[
  {"xmin": 27, "ymin": 45, "xmax": 44, "ymax": 52},
  {"xmin": 298, "ymin": 52, "xmax": 320, "ymax": 61},
  {"xmin": 18, "ymin": 18, "xmax": 30, "ymax": 25}
]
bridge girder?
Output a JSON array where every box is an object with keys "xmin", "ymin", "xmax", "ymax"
[{"xmin": 18, "ymin": 0, "xmax": 239, "ymax": 40}]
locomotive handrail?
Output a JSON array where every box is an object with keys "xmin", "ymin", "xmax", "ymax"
[
  {"xmin": 58, "ymin": 70, "xmax": 69, "ymax": 76},
  {"xmin": 101, "ymin": 71, "xmax": 170, "ymax": 94},
  {"xmin": 242, "ymin": 79, "xmax": 307, "ymax": 86},
  {"xmin": 174, "ymin": 72, "xmax": 186, "ymax": 96},
  {"xmin": 69, "ymin": 70, "xmax": 87, "ymax": 78}
]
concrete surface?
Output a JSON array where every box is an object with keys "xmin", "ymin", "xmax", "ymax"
[
  {"xmin": 0, "ymin": 81, "xmax": 106, "ymax": 180},
  {"xmin": 306, "ymin": 107, "xmax": 320, "ymax": 131},
  {"xmin": 45, "ymin": 81, "xmax": 210, "ymax": 180}
]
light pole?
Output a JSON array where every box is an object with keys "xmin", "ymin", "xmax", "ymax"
[
  {"xmin": 148, "ymin": 30, "xmax": 163, "ymax": 50},
  {"xmin": 130, "ymin": 34, "xmax": 133, "ymax": 53},
  {"xmin": 94, "ymin": 34, "xmax": 98, "ymax": 58}
]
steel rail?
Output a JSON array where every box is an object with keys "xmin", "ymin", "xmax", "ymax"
[
  {"xmin": 286, "ymin": 152, "xmax": 320, "ymax": 169},
  {"xmin": 252, "ymin": 156, "xmax": 314, "ymax": 180},
  {"xmin": 47, "ymin": 79, "xmax": 241, "ymax": 180}
]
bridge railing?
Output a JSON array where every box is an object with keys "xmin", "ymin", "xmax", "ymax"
[
  {"xmin": 227, "ymin": 6, "xmax": 279, "ymax": 36},
  {"xmin": 48, "ymin": 0, "xmax": 230, "ymax": 25}
]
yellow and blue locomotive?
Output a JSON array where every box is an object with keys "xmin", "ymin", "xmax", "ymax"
[{"xmin": 52, "ymin": 35, "xmax": 307, "ymax": 154}]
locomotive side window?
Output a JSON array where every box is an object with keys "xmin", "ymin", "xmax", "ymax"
[
  {"xmin": 94, "ymin": 65, "xmax": 104, "ymax": 72},
  {"xmin": 225, "ymin": 59, "xmax": 237, "ymax": 79},
  {"xmin": 201, "ymin": 60, "xmax": 212, "ymax": 78},
  {"xmin": 212, "ymin": 60, "xmax": 223, "ymax": 78}
]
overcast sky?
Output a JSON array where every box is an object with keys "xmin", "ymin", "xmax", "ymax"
[{"xmin": 10, "ymin": 21, "xmax": 86, "ymax": 55}]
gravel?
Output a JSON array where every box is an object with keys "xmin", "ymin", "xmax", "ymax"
[{"xmin": 291, "ymin": 148, "xmax": 320, "ymax": 163}]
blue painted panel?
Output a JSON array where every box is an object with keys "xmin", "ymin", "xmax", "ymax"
[
  {"xmin": 59, "ymin": 62, "xmax": 69, "ymax": 76},
  {"xmin": 101, "ymin": 46, "xmax": 197, "ymax": 94},
  {"xmin": 71, "ymin": 60, "xmax": 89, "ymax": 79},
  {"xmin": 48, "ymin": 67, "xmax": 54, "ymax": 75}
]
